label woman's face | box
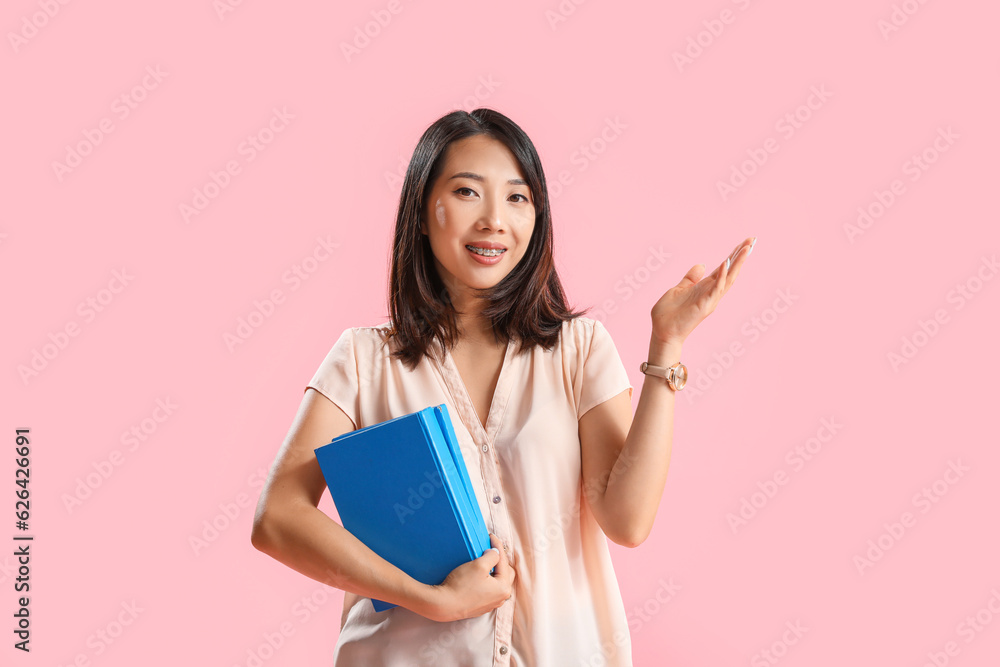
[421,134,536,305]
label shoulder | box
[346,321,393,337]
[544,316,612,366]
[560,316,610,348]
[335,321,394,354]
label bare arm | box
[251,388,513,621]
[251,388,440,613]
[579,337,680,548]
[580,237,755,547]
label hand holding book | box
[419,532,515,623]
[314,404,512,614]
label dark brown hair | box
[384,108,586,371]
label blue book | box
[314,403,491,612]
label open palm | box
[650,236,756,345]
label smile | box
[465,245,506,257]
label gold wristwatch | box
[639,361,688,391]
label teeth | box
[466,245,505,257]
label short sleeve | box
[305,328,360,430]
[576,319,634,420]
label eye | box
[454,187,477,197]
[510,193,530,203]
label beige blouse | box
[306,316,635,667]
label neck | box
[457,315,500,347]
[450,299,500,347]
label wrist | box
[412,581,457,622]
[400,576,440,619]
[647,336,684,367]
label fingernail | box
[725,257,731,271]
[748,237,757,255]
[488,548,499,556]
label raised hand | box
[649,236,756,346]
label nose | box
[479,192,505,231]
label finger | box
[678,263,706,286]
[480,535,499,567]
[705,258,730,283]
[730,244,750,272]
[486,534,508,573]
[708,251,730,283]
[714,239,747,281]
[719,242,754,295]
[692,239,755,289]
[713,254,729,298]
[501,555,515,589]
[726,239,751,265]
[729,241,754,278]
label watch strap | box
[639,361,686,391]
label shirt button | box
[481,444,489,452]
[499,646,508,655]
[492,495,501,504]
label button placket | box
[434,339,518,665]
[477,426,516,666]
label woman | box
[251,108,755,665]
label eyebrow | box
[447,171,528,186]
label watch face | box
[674,364,688,389]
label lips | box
[465,241,507,250]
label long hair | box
[384,108,587,371]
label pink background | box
[4,1,999,664]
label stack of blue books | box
[314,403,491,612]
